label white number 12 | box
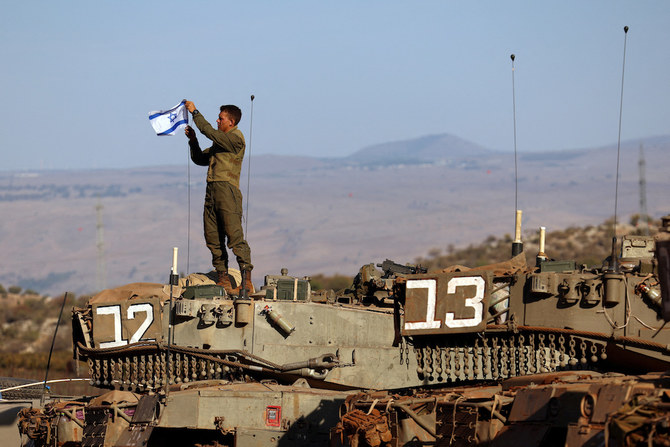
[96,303,155,348]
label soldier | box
[184,100,253,295]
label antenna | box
[510,54,519,213]
[41,292,70,406]
[612,26,629,241]
[244,94,255,236]
[510,54,523,257]
[638,143,649,235]
[96,198,106,291]
[608,25,629,273]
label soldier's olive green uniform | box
[189,112,253,273]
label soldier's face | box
[217,112,234,132]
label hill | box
[339,133,493,167]
[415,216,660,272]
[0,133,668,296]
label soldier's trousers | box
[203,181,253,273]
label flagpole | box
[186,101,191,276]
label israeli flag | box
[148,101,188,136]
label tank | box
[335,217,670,446]
[16,216,670,446]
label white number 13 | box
[404,276,485,330]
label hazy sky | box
[1,1,668,171]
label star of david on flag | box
[148,100,188,136]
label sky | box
[1,1,668,171]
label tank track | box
[410,332,606,384]
[408,325,670,383]
[77,343,285,391]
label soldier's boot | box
[240,270,254,297]
[216,270,238,296]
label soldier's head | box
[217,105,242,132]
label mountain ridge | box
[341,133,494,165]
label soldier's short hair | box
[220,105,242,125]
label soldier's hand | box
[184,101,196,112]
[185,125,196,140]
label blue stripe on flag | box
[148,111,166,120]
[157,118,189,136]
[148,100,185,120]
